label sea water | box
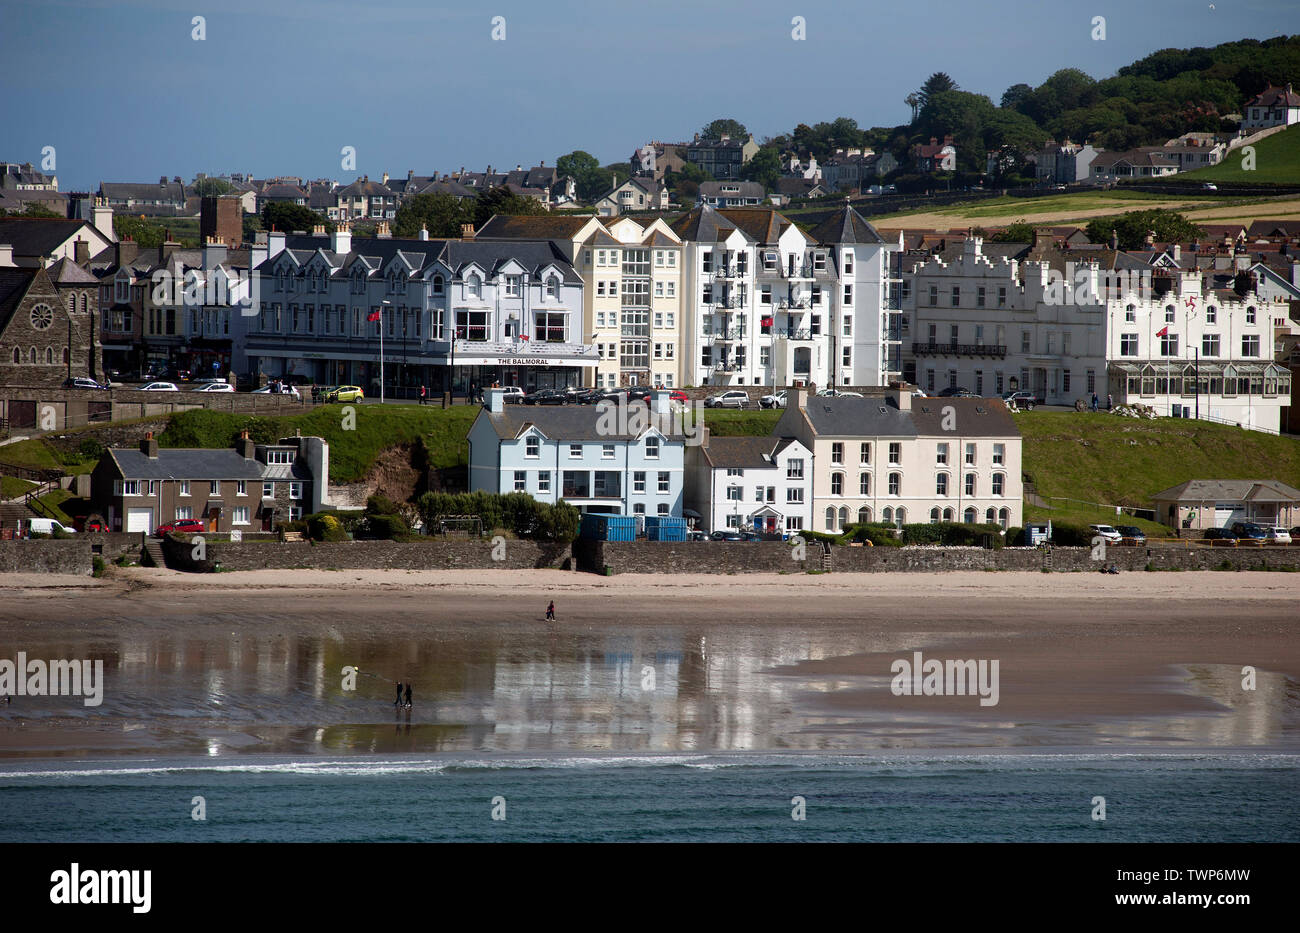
[1,753,1295,842]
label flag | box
[761,316,773,327]
[1156,326,1168,337]
[520,334,529,341]
[367,309,381,322]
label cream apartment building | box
[773,387,1023,531]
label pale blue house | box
[468,389,686,518]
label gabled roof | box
[700,435,788,469]
[475,405,687,441]
[1151,479,1300,503]
[107,448,270,481]
[335,179,396,198]
[474,214,598,240]
[910,398,1019,438]
[0,218,101,258]
[1245,84,1300,109]
[717,208,802,245]
[699,181,765,199]
[46,257,99,285]
[0,267,39,332]
[798,397,917,438]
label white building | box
[685,434,812,533]
[1241,84,1300,130]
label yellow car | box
[327,385,365,403]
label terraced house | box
[773,388,1023,533]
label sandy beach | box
[1,568,1296,757]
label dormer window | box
[467,273,482,299]
[546,275,559,299]
[432,275,444,296]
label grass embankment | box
[1176,125,1300,186]
[0,476,35,498]
[1018,410,1300,530]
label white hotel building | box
[907,237,1295,432]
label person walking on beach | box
[403,683,412,709]
[546,600,556,622]
[394,681,403,706]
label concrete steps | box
[142,539,166,568]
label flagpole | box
[380,299,392,405]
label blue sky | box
[2,0,1294,190]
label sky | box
[2,0,1296,191]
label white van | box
[28,518,77,535]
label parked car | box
[28,518,76,535]
[687,530,708,541]
[139,381,179,392]
[1203,528,1238,546]
[154,519,206,538]
[1231,522,1268,542]
[1201,183,1218,191]
[816,388,863,398]
[705,390,749,409]
[937,386,971,398]
[1089,524,1122,543]
[252,383,301,399]
[1001,390,1037,410]
[326,385,365,403]
[522,388,568,406]
[1116,525,1147,545]
[192,382,235,393]
[497,386,526,404]
[709,529,744,541]
[759,390,787,409]
[1263,527,1291,545]
[62,376,107,390]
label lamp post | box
[380,299,391,405]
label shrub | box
[843,523,903,547]
[91,556,105,578]
[306,512,348,542]
[1049,522,1093,546]
[51,527,73,540]
[365,494,402,517]
[1004,526,1024,546]
[900,522,1004,548]
[416,491,579,541]
[364,513,409,540]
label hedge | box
[416,491,580,541]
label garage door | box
[126,508,154,533]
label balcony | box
[911,341,1007,359]
[774,329,816,341]
[712,362,744,372]
[710,329,740,342]
[713,266,741,280]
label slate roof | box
[1151,479,1300,503]
[0,267,39,331]
[805,203,886,245]
[700,435,785,469]
[699,181,765,200]
[718,208,805,245]
[474,214,597,239]
[909,397,1019,438]
[0,218,97,257]
[99,181,187,203]
[1246,84,1300,109]
[1092,148,1179,169]
[415,179,479,200]
[262,183,307,200]
[107,448,268,481]
[335,179,396,198]
[795,396,918,438]
[46,257,99,284]
[476,404,687,441]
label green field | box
[1178,125,1300,185]
[0,475,36,498]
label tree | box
[1085,209,1203,250]
[192,177,233,197]
[0,202,60,218]
[556,150,608,201]
[113,215,166,249]
[919,89,996,172]
[739,148,781,190]
[1000,83,1033,110]
[262,202,332,234]
[701,118,748,140]
[990,222,1036,242]
[393,192,475,238]
[916,73,959,110]
[472,186,546,228]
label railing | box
[710,330,740,341]
[775,329,815,340]
[1196,412,1281,435]
[712,362,744,372]
[911,342,1007,358]
[0,460,64,483]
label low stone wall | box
[582,540,1300,574]
[161,536,572,572]
[83,532,145,562]
[0,540,92,575]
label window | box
[787,488,804,504]
[602,444,615,460]
[992,473,1005,496]
[965,473,976,496]
[825,507,836,531]
[936,473,948,496]
[263,482,273,499]
[888,472,901,496]
[1165,305,1175,323]
[998,287,1007,307]
[632,471,646,493]
[503,275,521,297]
[993,444,1005,466]
[787,459,804,480]
[929,284,938,305]
[1160,334,1179,356]
[1021,331,1031,353]
[1062,370,1071,394]
[1205,305,1216,324]
[951,286,960,307]
[569,443,582,459]
[538,471,551,493]
[1246,305,1256,324]
[977,287,986,308]
[831,442,843,464]
[1242,335,1260,357]
[658,471,670,493]
[178,481,190,496]
[1120,334,1138,356]
[175,506,192,521]
[232,507,250,525]
[859,473,870,496]
[514,470,527,491]
[525,436,540,458]
[888,443,901,465]
[209,481,219,495]
[236,481,247,496]
[843,285,853,305]
[534,312,565,342]
[936,443,948,465]
[727,485,743,501]
[964,443,976,466]
[1125,304,1135,323]
[645,436,659,459]
[843,252,853,274]
[1203,334,1220,357]
[931,508,940,523]
[859,443,871,464]
[964,507,977,524]
[786,516,803,531]
[656,503,669,517]
[266,450,296,465]
[831,473,843,496]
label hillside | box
[1178,125,1300,185]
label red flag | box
[1156,326,1168,337]
[520,334,529,341]
[761,316,773,327]
[367,309,381,322]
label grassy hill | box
[1178,125,1300,185]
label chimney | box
[408,169,414,180]
[267,229,286,258]
[91,198,114,241]
[1173,244,1181,263]
[888,381,912,412]
[516,164,522,172]
[0,244,12,267]
[376,221,391,238]
[74,238,89,264]
[485,387,506,413]
[419,225,429,241]
[331,222,351,256]
[312,224,326,236]
[140,432,159,459]
[1291,261,1300,288]
[381,172,389,185]
[236,430,255,460]
[460,223,475,239]
[1109,230,1119,250]
[793,388,808,410]
[202,238,227,270]
[161,237,180,260]
[651,389,670,415]
[116,238,139,266]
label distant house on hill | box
[1241,84,1300,130]
[1151,479,1300,533]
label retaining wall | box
[160,536,572,572]
[0,540,93,575]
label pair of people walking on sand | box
[394,682,412,708]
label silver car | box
[705,390,749,409]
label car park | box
[1203,528,1238,546]
[139,381,179,392]
[1263,527,1291,545]
[154,519,205,537]
[705,390,749,409]
[1231,522,1268,543]
[1089,524,1122,543]
[522,388,568,405]
[326,385,364,402]
[1116,525,1147,545]
[62,376,107,390]
[192,382,235,392]
[759,390,787,409]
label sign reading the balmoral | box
[450,339,598,367]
